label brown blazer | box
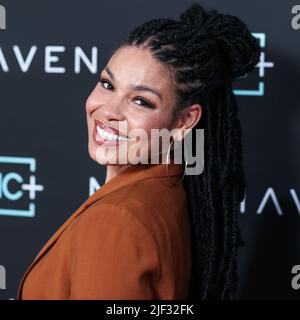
[17,163,192,300]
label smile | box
[96,125,129,142]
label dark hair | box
[112,3,260,299]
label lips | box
[94,119,129,138]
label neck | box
[105,164,133,184]
[104,150,176,184]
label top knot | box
[179,3,210,29]
[179,3,260,81]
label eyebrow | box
[104,66,163,101]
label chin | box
[87,142,97,162]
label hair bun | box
[179,3,209,29]
[179,3,260,81]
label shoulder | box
[76,178,188,248]
[88,179,186,238]
[71,201,161,267]
[71,177,189,256]
[68,180,191,299]
[72,201,158,246]
[99,177,188,221]
[69,202,162,298]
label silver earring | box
[165,139,188,185]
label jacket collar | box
[17,162,183,299]
[86,162,183,205]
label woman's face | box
[86,46,181,166]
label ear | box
[172,103,202,141]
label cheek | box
[128,117,158,136]
[134,108,174,129]
[85,85,106,115]
[85,93,98,115]
[128,116,172,145]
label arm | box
[69,203,161,300]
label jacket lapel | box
[17,162,183,299]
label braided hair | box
[112,3,260,299]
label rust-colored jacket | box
[17,163,192,300]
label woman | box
[17,3,260,300]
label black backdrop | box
[0,0,299,299]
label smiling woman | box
[17,2,260,300]
[85,45,182,178]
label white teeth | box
[96,125,129,142]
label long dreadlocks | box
[111,3,260,299]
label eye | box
[134,97,156,109]
[99,77,156,109]
[99,77,114,90]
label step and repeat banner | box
[0,1,299,299]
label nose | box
[101,95,126,123]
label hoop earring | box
[165,139,188,185]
